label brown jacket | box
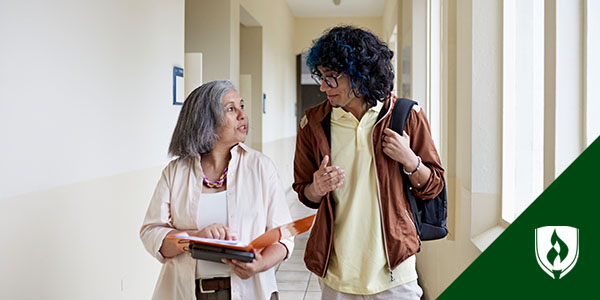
[293,95,445,278]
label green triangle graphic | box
[438,137,600,299]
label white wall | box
[0,0,183,199]
[0,0,184,298]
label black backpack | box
[389,98,448,241]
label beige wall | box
[186,0,240,86]
[382,0,403,107]
[382,0,400,42]
[240,24,263,151]
[0,167,164,299]
[238,0,297,186]
[293,17,383,54]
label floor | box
[274,188,322,300]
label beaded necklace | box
[202,167,228,188]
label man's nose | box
[319,79,329,92]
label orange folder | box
[167,214,316,252]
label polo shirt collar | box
[331,100,384,121]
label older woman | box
[140,80,293,300]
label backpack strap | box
[389,98,423,240]
[389,98,417,134]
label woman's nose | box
[238,109,246,120]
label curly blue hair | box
[306,26,394,107]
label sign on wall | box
[173,66,184,105]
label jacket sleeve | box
[263,158,294,259]
[292,119,322,209]
[406,107,445,200]
[139,164,175,263]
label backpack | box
[389,98,448,241]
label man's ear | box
[352,87,361,98]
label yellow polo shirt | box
[321,101,417,294]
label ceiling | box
[286,0,386,18]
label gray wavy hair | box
[168,80,237,157]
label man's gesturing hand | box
[310,155,345,197]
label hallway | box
[2,1,599,299]
[275,189,322,300]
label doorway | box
[239,6,262,151]
[296,52,325,128]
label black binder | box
[190,243,255,263]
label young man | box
[293,26,445,299]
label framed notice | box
[173,66,184,105]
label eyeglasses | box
[311,72,343,88]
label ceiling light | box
[333,0,341,6]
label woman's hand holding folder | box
[160,223,235,258]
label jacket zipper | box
[320,196,333,278]
[405,209,418,232]
[371,103,395,282]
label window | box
[389,25,398,96]
[428,0,442,151]
[585,0,600,147]
[502,0,544,222]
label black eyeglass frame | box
[310,72,344,88]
